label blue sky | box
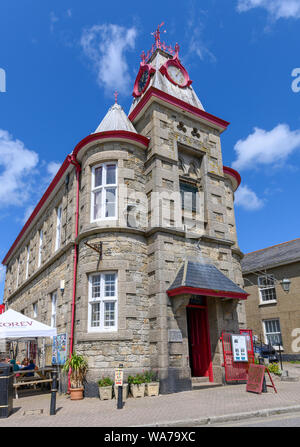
[0,0,300,300]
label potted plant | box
[144,370,159,397]
[63,352,88,400]
[98,377,114,400]
[128,373,145,398]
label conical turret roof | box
[94,103,137,134]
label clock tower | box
[128,24,247,392]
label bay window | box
[88,272,118,332]
[91,163,117,222]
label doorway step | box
[191,377,223,390]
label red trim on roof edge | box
[167,286,248,300]
[2,130,149,266]
[129,86,230,130]
[2,156,71,265]
[223,166,241,189]
[73,131,149,156]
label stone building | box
[242,238,300,361]
[2,30,248,395]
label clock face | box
[167,65,185,86]
[138,70,149,93]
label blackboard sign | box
[246,363,265,394]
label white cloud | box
[50,11,59,32]
[22,205,35,224]
[80,24,137,96]
[186,8,216,62]
[47,161,61,180]
[235,185,264,210]
[232,124,300,170]
[237,0,300,20]
[0,265,5,283]
[0,129,39,207]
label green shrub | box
[267,362,281,376]
[128,373,145,385]
[98,377,114,387]
[144,370,158,383]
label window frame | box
[38,229,43,268]
[33,302,38,319]
[179,181,198,212]
[88,272,118,333]
[25,245,30,280]
[258,274,277,305]
[55,205,62,251]
[90,162,118,223]
[263,318,283,349]
[51,291,57,328]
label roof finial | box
[151,22,166,49]
[114,90,118,104]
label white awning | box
[0,309,57,338]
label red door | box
[187,307,212,379]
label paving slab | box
[1,374,300,427]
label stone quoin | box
[2,24,248,395]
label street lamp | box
[280,278,291,293]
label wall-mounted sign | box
[231,334,248,362]
[168,329,183,343]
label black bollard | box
[50,371,57,415]
[117,385,123,410]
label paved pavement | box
[1,362,300,427]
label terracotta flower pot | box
[70,387,84,400]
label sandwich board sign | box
[246,364,266,394]
[231,334,248,362]
[246,363,277,394]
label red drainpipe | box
[67,154,81,388]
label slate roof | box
[94,103,137,134]
[168,260,247,296]
[129,49,204,116]
[242,238,300,273]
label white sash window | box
[51,292,57,328]
[91,163,117,222]
[38,229,43,267]
[55,205,62,251]
[88,272,118,332]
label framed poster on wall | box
[52,333,68,365]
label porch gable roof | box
[167,260,248,300]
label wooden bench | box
[13,370,54,399]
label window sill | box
[259,300,277,307]
[77,330,133,342]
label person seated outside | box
[21,358,29,367]
[10,359,20,371]
[21,359,36,377]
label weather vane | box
[151,22,166,49]
[114,90,118,104]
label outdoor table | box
[13,367,56,399]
